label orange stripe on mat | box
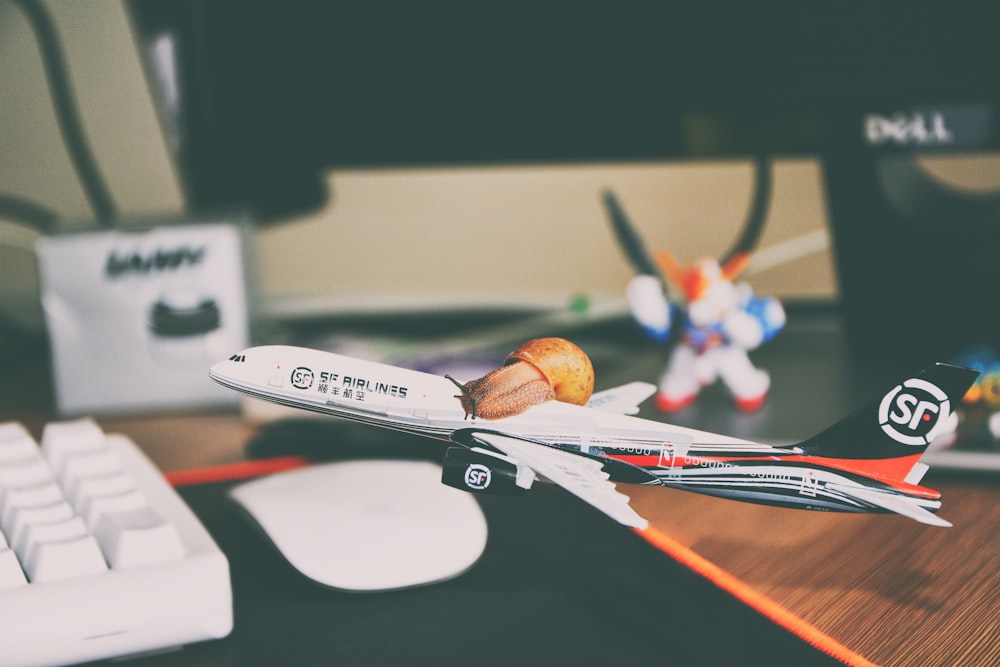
[165,456,310,487]
[635,526,879,667]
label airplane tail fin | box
[794,363,979,479]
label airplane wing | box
[827,483,952,527]
[585,381,657,415]
[467,431,649,529]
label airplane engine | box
[441,447,530,496]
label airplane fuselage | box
[210,346,943,518]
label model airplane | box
[209,343,978,529]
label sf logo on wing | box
[878,378,949,445]
[290,367,315,390]
[464,464,492,490]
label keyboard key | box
[23,530,108,583]
[0,456,52,490]
[57,449,123,490]
[0,548,26,589]
[94,506,186,568]
[0,422,32,441]
[79,488,149,531]
[67,470,134,512]
[0,423,38,463]
[0,481,64,531]
[6,500,75,553]
[39,418,106,471]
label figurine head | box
[656,250,750,302]
[683,257,742,326]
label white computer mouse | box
[229,459,488,592]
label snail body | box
[448,337,594,420]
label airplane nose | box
[208,358,228,380]
[209,352,244,379]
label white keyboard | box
[0,419,232,667]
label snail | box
[447,337,595,420]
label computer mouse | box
[229,459,488,591]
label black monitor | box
[127,1,999,365]
[127,2,997,217]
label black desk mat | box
[122,473,850,667]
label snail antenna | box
[445,375,477,420]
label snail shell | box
[448,337,595,420]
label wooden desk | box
[3,311,998,666]
[629,479,1000,666]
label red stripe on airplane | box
[608,452,939,498]
[769,453,923,487]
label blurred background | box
[1,0,998,371]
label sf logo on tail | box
[879,379,950,446]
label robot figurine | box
[625,255,785,411]
[603,163,785,412]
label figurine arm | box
[725,295,786,348]
[626,274,672,341]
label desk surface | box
[3,309,998,666]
